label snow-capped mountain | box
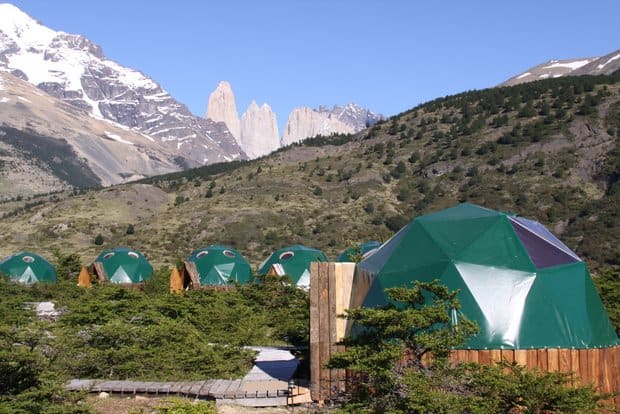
[0,3,245,167]
[500,49,620,86]
[0,70,183,197]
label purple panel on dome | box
[512,217,580,260]
[510,218,580,269]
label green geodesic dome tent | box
[337,241,382,262]
[358,203,620,350]
[92,247,153,284]
[187,245,253,286]
[0,251,56,284]
[258,245,328,288]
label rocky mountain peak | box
[239,100,279,159]
[205,80,241,141]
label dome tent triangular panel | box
[357,203,619,349]
[187,245,253,286]
[258,245,328,288]
[92,247,153,284]
[0,251,56,284]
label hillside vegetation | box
[1,72,618,333]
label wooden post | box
[77,266,91,288]
[169,265,183,293]
[309,262,321,403]
[310,262,357,403]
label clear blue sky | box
[8,1,620,131]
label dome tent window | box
[103,252,114,260]
[223,250,236,258]
[196,251,209,258]
[127,252,139,259]
[279,251,294,261]
[22,255,35,263]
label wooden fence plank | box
[318,263,331,401]
[526,349,538,370]
[570,350,580,386]
[547,348,559,372]
[579,349,590,386]
[478,350,491,365]
[558,349,571,374]
[537,349,548,371]
[328,263,339,399]
[589,348,600,392]
[490,349,501,364]
[468,350,479,364]
[514,350,527,367]
[501,349,514,364]
[309,262,320,401]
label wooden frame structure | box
[169,262,235,292]
[309,262,620,406]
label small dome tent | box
[91,247,153,285]
[258,245,328,288]
[337,241,382,262]
[182,245,253,288]
[0,251,56,284]
[357,203,619,350]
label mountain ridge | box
[0,3,245,168]
[1,72,617,275]
[501,48,620,86]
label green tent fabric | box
[92,247,153,284]
[358,203,619,350]
[188,245,253,286]
[0,251,56,284]
[337,241,382,262]
[258,245,328,288]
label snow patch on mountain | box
[598,53,620,69]
[104,131,133,145]
[542,59,593,70]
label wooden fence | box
[309,262,620,407]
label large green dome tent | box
[0,251,56,284]
[91,247,153,285]
[258,245,328,288]
[337,240,382,262]
[358,203,619,350]
[185,245,253,287]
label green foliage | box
[238,274,310,345]
[52,250,82,280]
[329,280,478,412]
[144,398,217,414]
[593,267,620,334]
[0,272,311,410]
[329,281,601,414]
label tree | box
[93,234,104,245]
[328,281,601,414]
[125,224,135,235]
[53,250,82,280]
[328,280,478,412]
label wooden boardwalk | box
[65,347,312,407]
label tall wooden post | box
[309,262,358,403]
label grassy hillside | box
[0,72,617,274]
